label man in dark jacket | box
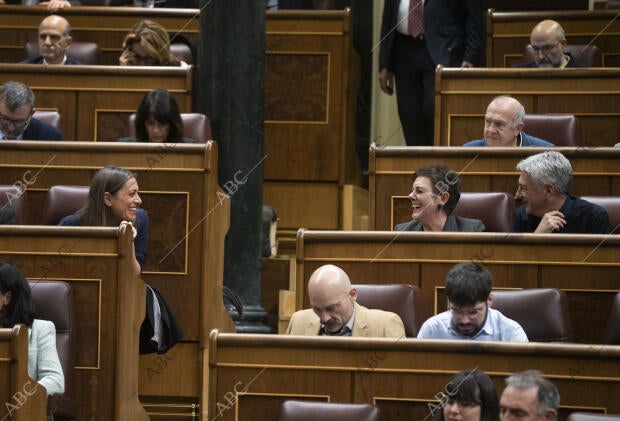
[0,81,63,140]
[21,15,80,65]
[514,20,581,68]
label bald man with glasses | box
[0,81,63,141]
[417,262,528,341]
[515,20,580,68]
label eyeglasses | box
[0,113,32,129]
[449,303,486,318]
[529,42,560,55]
[446,398,482,408]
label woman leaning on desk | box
[395,164,486,232]
[0,262,64,396]
[118,19,188,67]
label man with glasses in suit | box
[515,20,580,68]
[0,81,63,140]
[417,262,528,341]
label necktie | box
[408,0,424,38]
[320,325,352,336]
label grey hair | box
[505,370,560,417]
[0,81,35,112]
[489,95,525,128]
[554,23,566,43]
[516,151,572,195]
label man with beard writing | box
[417,262,528,342]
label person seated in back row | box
[286,264,405,337]
[395,164,485,232]
[514,20,580,68]
[0,81,63,140]
[418,262,528,342]
[21,16,80,65]
[118,89,194,143]
[463,96,554,147]
[513,151,612,234]
[119,20,188,67]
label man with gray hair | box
[464,96,554,147]
[513,151,611,233]
[515,20,580,68]
[499,370,559,421]
[21,15,79,65]
[0,81,63,140]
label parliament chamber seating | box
[606,293,620,344]
[128,113,212,143]
[492,289,573,342]
[453,192,514,232]
[25,41,101,65]
[581,196,620,233]
[279,400,383,421]
[170,42,194,65]
[29,280,76,419]
[567,413,620,421]
[522,114,579,147]
[354,284,423,337]
[522,44,603,67]
[33,110,61,130]
[42,185,88,225]
[0,185,27,224]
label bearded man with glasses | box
[0,81,63,141]
[515,20,580,68]
[417,262,528,342]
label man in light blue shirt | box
[417,262,528,342]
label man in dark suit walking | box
[21,15,80,65]
[0,81,63,140]
[379,0,482,146]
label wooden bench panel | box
[369,146,620,231]
[293,230,620,344]
[209,332,620,421]
[486,10,620,68]
[434,68,620,147]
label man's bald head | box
[307,265,357,334]
[38,15,72,65]
[530,20,567,68]
[483,96,525,146]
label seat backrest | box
[523,44,603,67]
[605,292,620,345]
[25,41,101,65]
[127,112,212,143]
[453,192,514,232]
[0,185,27,224]
[170,42,193,65]
[491,288,573,342]
[279,400,383,421]
[607,0,620,8]
[567,412,620,421]
[354,284,422,337]
[28,280,75,418]
[33,110,61,129]
[581,196,620,233]
[42,185,89,225]
[523,114,578,146]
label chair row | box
[22,41,194,65]
[32,111,212,143]
[406,192,620,233]
[353,284,620,344]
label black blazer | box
[21,118,63,141]
[20,56,82,65]
[379,0,483,70]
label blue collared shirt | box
[417,307,528,342]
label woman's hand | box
[38,0,71,12]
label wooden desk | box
[0,225,147,420]
[0,141,234,418]
[0,5,199,65]
[209,331,620,421]
[0,64,192,141]
[369,145,620,231]
[433,67,620,147]
[290,230,620,344]
[0,325,47,421]
[486,10,620,67]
